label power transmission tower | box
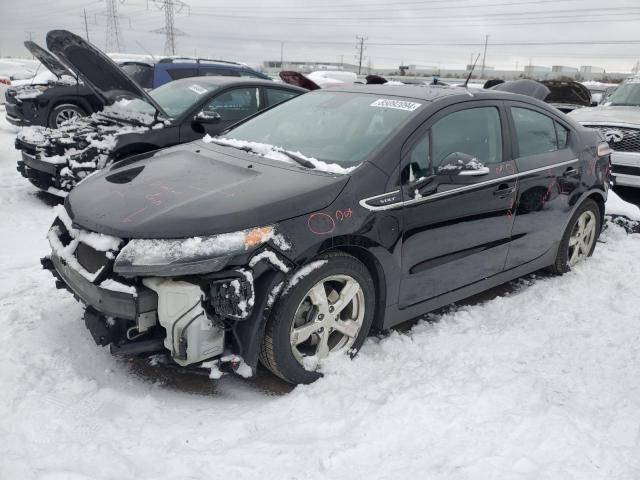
[152,0,190,56]
[105,0,124,52]
[355,35,368,75]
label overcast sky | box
[1,0,640,72]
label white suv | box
[570,78,640,187]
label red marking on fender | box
[308,213,336,235]
[495,164,504,174]
[122,206,147,223]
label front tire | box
[260,252,375,384]
[549,198,601,274]
[48,104,85,129]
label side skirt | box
[382,242,558,329]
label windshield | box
[113,80,218,119]
[223,91,424,166]
[604,82,640,107]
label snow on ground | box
[1,108,640,479]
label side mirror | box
[437,152,490,176]
[193,111,221,124]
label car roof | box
[167,76,306,90]
[323,83,556,105]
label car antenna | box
[135,41,157,62]
[463,54,481,88]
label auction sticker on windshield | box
[370,98,422,111]
[189,84,207,95]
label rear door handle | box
[563,167,579,177]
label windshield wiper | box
[279,150,315,169]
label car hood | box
[46,30,167,117]
[23,40,72,79]
[568,105,640,126]
[491,79,551,100]
[66,143,349,238]
[541,80,591,107]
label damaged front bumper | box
[43,214,291,373]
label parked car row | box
[6,30,617,385]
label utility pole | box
[152,0,189,56]
[83,8,90,42]
[480,34,489,78]
[355,35,367,75]
[280,41,284,68]
[105,0,124,52]
[26,32,35,58]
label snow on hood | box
[569,105,640,126]
[204,136,358,174]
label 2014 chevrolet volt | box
[43,84,611,384]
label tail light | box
[0,78,10,86]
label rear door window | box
[120,63,153,89]
[200,67,241,77]
[265,88,299,107]
[167,68,199,80]
[512,107,562,156]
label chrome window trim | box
[359,158,579,211]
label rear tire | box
[48,104,85,129]
[260,252,375,384]
[549,198,601,274]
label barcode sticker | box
[370,98,422,111]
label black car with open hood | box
[15,30,305,197]
[42,84,610,385]
[4,40,103,128]
[489,78,592,113]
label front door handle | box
[493,183,516,197]
[563,167,579,177]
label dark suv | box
[120,57,271,90]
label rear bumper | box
[611,151,640,188]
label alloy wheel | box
[568,210,597,266]
[289,274,365,364]
[56,108,80,127]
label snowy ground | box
[1,106,640,479]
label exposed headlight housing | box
[114,226,274,277]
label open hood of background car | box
[23,40,72,79]
[66,144,349,238]
[46,30,168,118]
[490,79,551,101]
[540,80,591,107]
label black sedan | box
[43,84,611,384]
[16,30,305,196]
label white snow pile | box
[606,189,640,221]
[2,119,640,479]
[205,135,358,174]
